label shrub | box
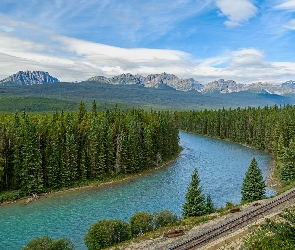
[22,235,74,250]
[242,208,295,249]
[84,219,131,250]
[153,210,178,229]
[130,211,153,236]
[0,190,25,203]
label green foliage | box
[153,210,178,229]
[241,158,266,203]
[225,201,236,209]
[0,106,179,199]
[84,219,131,250]
[242,208,295,250]
[174,105,295,183]
[280,139,295,181]
[0,158,4,181]
[0,96,79,113]
[0,81,294,113]
[22,235,74,250]
[0,190,24,202]
[204,194,215,214]
[182,168,214,218]
[130,211,154,236]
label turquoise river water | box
[0,131,275,249]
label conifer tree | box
[241,157,266,203]
[182,168,207,218]
[280,139,295,181]
[204,194,215,214]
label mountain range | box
[1,71,295,95]
[0,71,59,86]
[88,73,295,95]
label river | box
[0,131,274,249]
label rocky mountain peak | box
[0,71,59,86]
[202,79,243,93]
[87,72,203,91]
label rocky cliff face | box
[202,79,295,95]
[88,74,295,94]
[202,79,245,93]
[0,71,59,86]
[88,73,203,91]
[1,71,294,95]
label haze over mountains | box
[1,71,295,95]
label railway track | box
[169,189,295,250]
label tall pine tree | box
[241,157,266,203]
[182,168,212,218]
[280,139,295,181]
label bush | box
[153,210,178,229]
[84,219,131,250]
[0,190,25,203]
[242,208,295,249]
[130,211,153,236]
[22,235,74,250]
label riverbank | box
[106,187,295,250]
[0,147,183,207]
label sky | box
[0,0,294,84]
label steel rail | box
[169,190,295,250]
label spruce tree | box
[182,168,206,218]
[280,139,295,181]
[204,194,215,214]
[241,157,266,203]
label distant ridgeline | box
[0,104,179,194]
[88,73,295,94]
[1,71,295,94]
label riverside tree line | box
[175,105,295,183]
[4,103,295,249]
[2,104,295,194]
[0,102,179,194]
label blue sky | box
[0,0,294,84]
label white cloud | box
[216,0,258,27]
[274,0,295,11]
[224,20,240,27]
[0,0,213,46]
[191,48,295,84]
[285,19,295,29]
[0,17,294,85]
[230,48,272,68]
[273,1,295,32]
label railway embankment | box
[113,187,295,250]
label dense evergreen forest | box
[2,103,295,198]
[0,103,179,194]
[174,105,295,183]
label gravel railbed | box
[114,187,295,250]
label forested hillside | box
[2,103,295,199]
[0,103,179,194]
[0,81,294,112]
[175,105,295,183]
